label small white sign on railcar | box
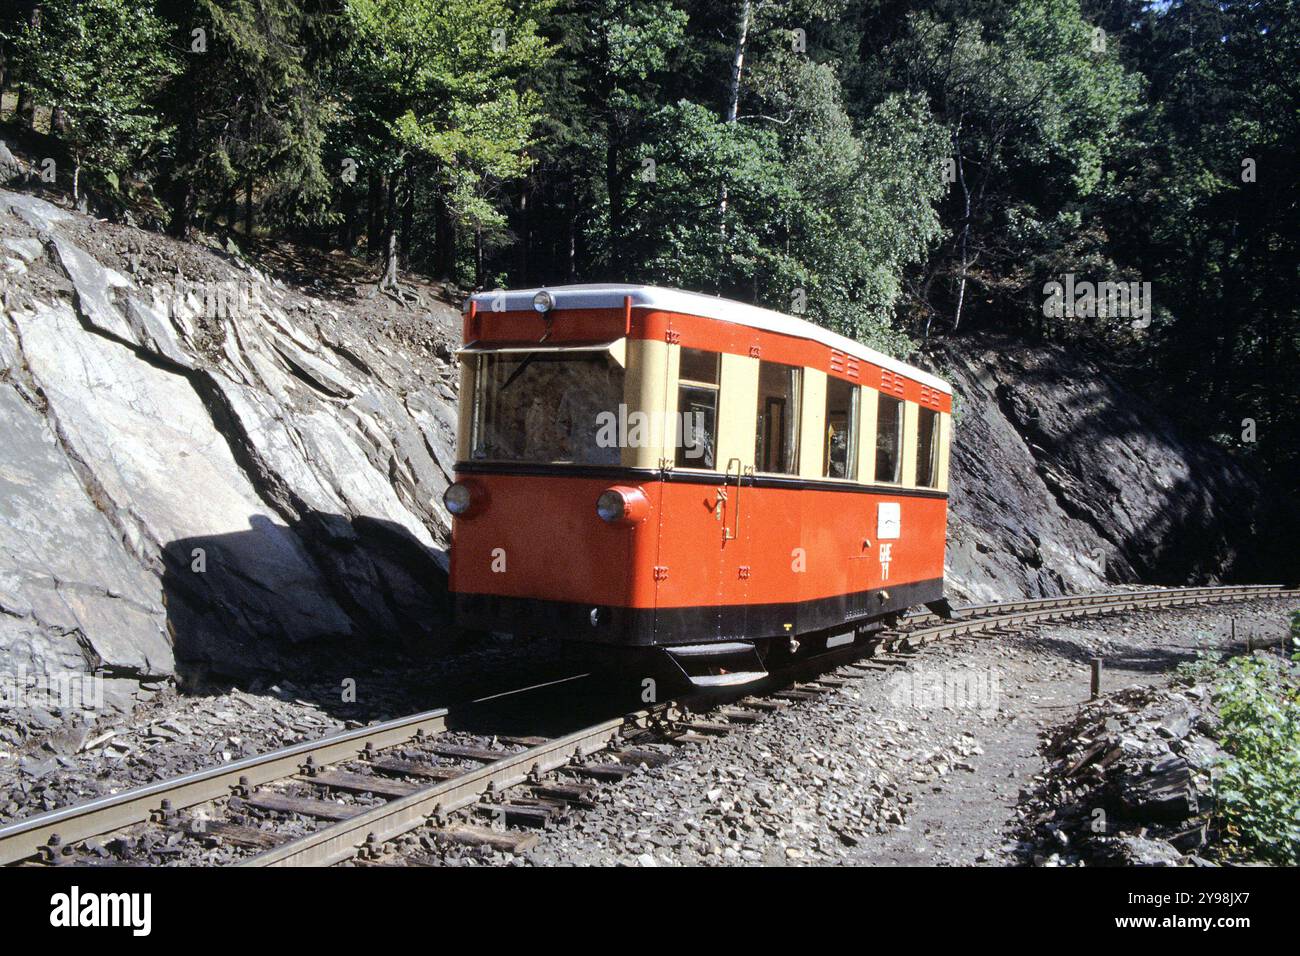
[877,502,901,540]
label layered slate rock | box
[937,340,1283,602]
[0,189,458,691]
[1012,684,1233,866]
[0,382,170,678]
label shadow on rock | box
[161,512,455,691]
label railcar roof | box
[466,284,951,395]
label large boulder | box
[0,141,23,186]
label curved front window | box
[470,351,626,465]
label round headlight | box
[444,482,473,516]
[532,290,555,313]
[596,490,626,523]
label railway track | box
[1,584,1294,868]
[897,583,1290,631]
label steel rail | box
[239,711,650,867]
[0,707,450,866]
[902,584,1289,628]
[901,587,1299,648]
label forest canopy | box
[1,0,1295,482]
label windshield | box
[470,351,625,464]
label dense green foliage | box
[1102,0,1300,480]
[1181,644,1300,865]
[340,0,550,289]
[1,0,1295,482]
[3,0,176,200]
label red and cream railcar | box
[445,285,953,684]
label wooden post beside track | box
[1090,658,1103,700]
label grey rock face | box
[1,191,68,232]
[0,383,170,676]
[938,341,1284,602]
[0,188,457,688]
[48,236,136,344]
[0,141,22,185]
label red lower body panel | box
[449,467,946,646]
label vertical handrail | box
[723,457,742,540]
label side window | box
[676,348,719,468]
[875,394,904,483]
[916,406,940,488]
[824,376,859,480]
[755,361,801,474]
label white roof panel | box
[466,284,950,394]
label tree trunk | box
[717,0,751,238]
[606,136,623,275]
[567,210,576,282]
[224,184,238,229]
[244,176,254,236]
[168,179,194,239]
[16,87,34,129]
[474,224,484,287]
[434,179,453,278]
[341,184,358,250]
[399,161,414,268]
[952,129,972,333]
[921,267,938,339]
[725,0,751,124]
[14,4,39,128]
[378,172,400,291]
[165,102,198,239]
[518,185,529,285]
[367,170,383,259]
